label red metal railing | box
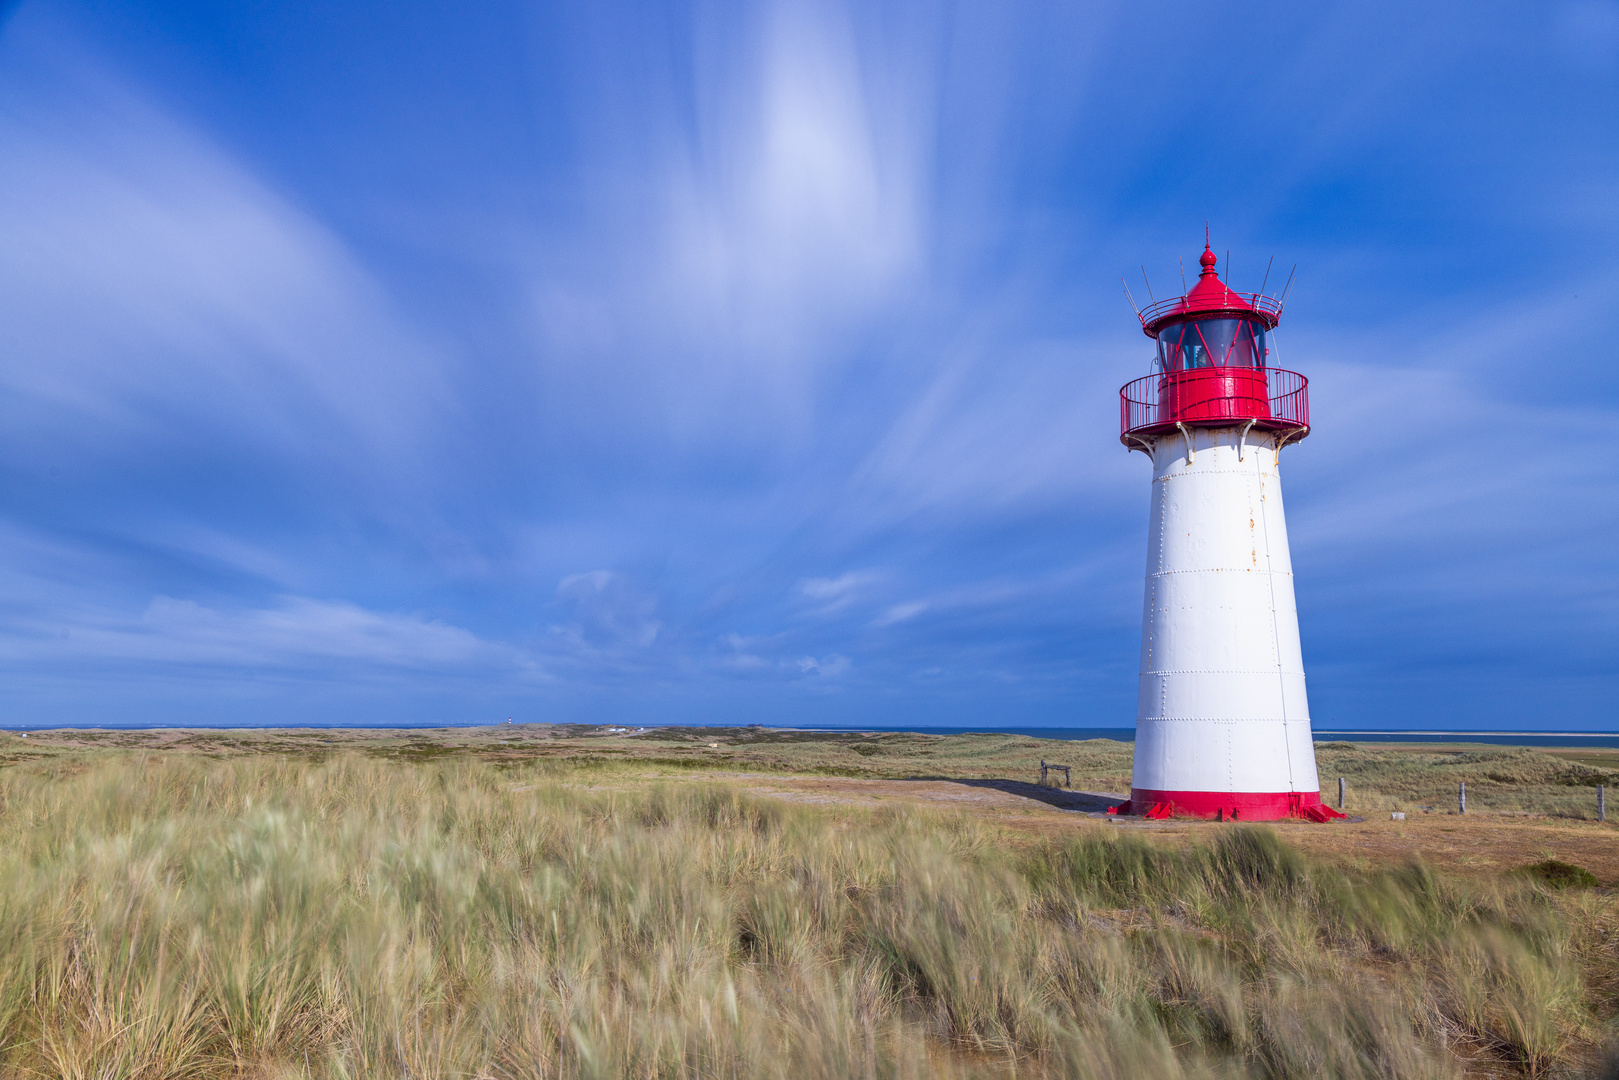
[1120,367,1308,442]
[1137,291,1283,330]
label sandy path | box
[736,775,1619,882]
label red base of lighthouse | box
[1108,788,1346,822]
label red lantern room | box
[1119,242,1309,450]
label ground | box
[1,723,1615,1078]
[5,723,1615,884]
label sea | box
[798,726,1619,749]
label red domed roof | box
[1138,242,1282,338]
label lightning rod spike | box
[1122,277,1143,318]
[1278,264,1298,307]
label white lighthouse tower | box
[1113,241,1340,822]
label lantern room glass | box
[1156,318,1267,371]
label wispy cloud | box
[0,593,522,674]
[796,570,882,613]
[551,570,661,652]
[0,30,449,501]
[524,0,930,457]
[796,653,850,677]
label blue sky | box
[0,0,1615,730]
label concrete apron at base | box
[1131,423,1322,815]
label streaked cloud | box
[0,593,521,672]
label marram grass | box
[0,754,1603,1079]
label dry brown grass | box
[10,725,1612,820]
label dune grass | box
[0,752,1610,1078]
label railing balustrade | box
[1120,366,1308,441]
[1137,291,1284,329]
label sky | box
[0,0,1615,731]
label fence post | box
[1459,781,1466,815]
[1039,760,1047,786]
[1600,785,1607,823]
[1338,777,1346,809]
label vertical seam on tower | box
[1256,434,1296,791]
[1157,443,1167,721]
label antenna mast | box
[1278,264,1298,307]
[1122,278,1143,318]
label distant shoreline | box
[2,721,1617,748]
[799,726,1619,748]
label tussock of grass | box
[1520,859,1601,890]
[0,754,1603,1078]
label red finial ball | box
[1199,246,1217,273]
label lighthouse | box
[1113,241,1341,822]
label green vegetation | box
[0,751,1611,1078]
[1521,859,1602,890]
